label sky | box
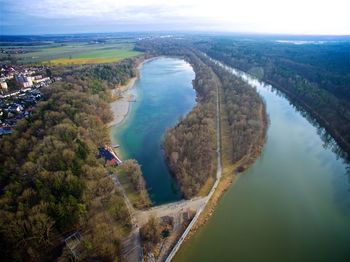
[1,0,349,35]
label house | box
[15,74,33,88]
[98,146,121,166]
[33,77,50,84]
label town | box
[0,64,60,136]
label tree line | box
[198,38,350,156]
[117,160,151,209]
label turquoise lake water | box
[111,57,196,204]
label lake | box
[111,57,196,204]
[174,60,350,261]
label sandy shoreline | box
[108,59,153,128]
[108,77,138,128]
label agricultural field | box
[0,39,142,65]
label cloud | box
[1,0,350,34]
[10,0,194,20]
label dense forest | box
[204,57,267,164]
[138,39,266,198]
[197,38,350,155]
[0,57,145,261]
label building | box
[15,74,33,88]
[33,76,50,84]
[98,146,122,166]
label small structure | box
[98,145,122,166]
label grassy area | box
[49,57,120,65]
[198,176,215,197]
[1,40,142,65]
[117,170,144,208]
[47,47,141,65]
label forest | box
[0,56,145,261]
[204,57,267,165]
[197,38,350,155]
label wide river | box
[111,57,196,204]
[175,61,350,261]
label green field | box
[1,40,142,65]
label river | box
[111,57,196,205]
[174,61,350,261]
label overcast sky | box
[1,0,349,35]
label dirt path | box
[135,197,207,227]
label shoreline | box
[108,76,138,128]
[107,56,173,128]
[185,103,268,241]
[167,62,268,260]
[163,54,267,260]
[108,58,150,128]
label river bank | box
[108,77,138,127]
[108,59,150,127]
[165,54,268,261]
[185,102,268,242]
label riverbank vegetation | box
[140,216,161,253]
[163,53,218,198]
[116,160,151,209]
[198,38,350,156]
[0,57,147,261]
[205,58,267,165]
[51,56,143,100]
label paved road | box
[112,171,208,262]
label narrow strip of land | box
[164,62,223,262]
